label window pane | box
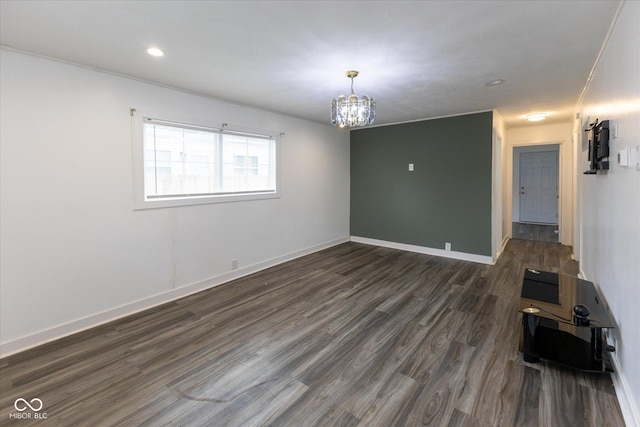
[143,121,276,200]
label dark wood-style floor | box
[0,240,625,426]
[512,222,559,244]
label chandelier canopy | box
[330,70,376,128]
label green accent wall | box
[350,111,493,256]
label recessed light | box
[527,113,547,122]
[147,47,164,57]
[485,79,504,86]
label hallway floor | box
[512,222,559,243]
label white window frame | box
[132,112,280,210]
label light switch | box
[618,148,629,167]
[408,163,414,171]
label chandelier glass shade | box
[330,70,375,128]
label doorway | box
[512,145,559,243]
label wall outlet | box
[231,259,238,270]
[610,335,616,350]
[408,163,414,172]
[605,329,616,349]
[445,242,451,251]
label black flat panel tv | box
[584,119,609,174]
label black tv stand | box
[519,269,615,372]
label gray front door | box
[519,151,558,224]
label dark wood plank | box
[513,222,559,243]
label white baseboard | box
[350,236,494,265]
[578,271,639,427]
[610,351,640,427]
[0,237,349,358]
[495,236,510,262]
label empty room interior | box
[1,1,639,426]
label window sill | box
[133,191,279,210]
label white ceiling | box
[0,1,620,127]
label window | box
[136,118,278,208]
[234,155,259,176]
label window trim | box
[131,112,280,210]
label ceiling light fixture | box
[527,113,547,122]
[147,47,164,57]
[330,70,375,128]
[485,79,504,86]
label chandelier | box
[330,70,376,128]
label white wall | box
[505,122,574,245]
[0,50,350,355]
[576,2,640,424]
